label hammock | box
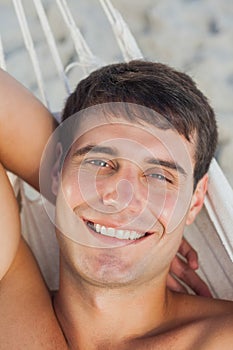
[1,0,233,299]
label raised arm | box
[0,162,20,279]
[0,68,57,191]
[0,160,68,348]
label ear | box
[51,142,63,196]
[186,174,208,226]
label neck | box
[54,267,173,349]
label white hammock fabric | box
[1,0,233,299]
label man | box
[0,61,232,349]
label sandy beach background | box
[1,0,233,185]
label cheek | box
[77,169,102,205]
[62,169,83,209]
[152,192,177,223]
[161,191,191,233]
[160,193,179,224]
[147,185,175,220]
[148,188,191,233]
[62,167,101,209]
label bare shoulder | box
[200,302,233,349]
[125,294,233,350]
[173,290,233,316]
[173,293,233,349]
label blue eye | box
[83,159,116,176]
[147,173,172,184]
[149,173,165,180]
[89,160,110,167]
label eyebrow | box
[72,144,118,157]
[73,144,187,176]
[146,158,187,176]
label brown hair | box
[62,60,218,188]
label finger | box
[184,271,212,297]
[166,273,187,294]
[170,256,212,297]
[178,238,198,270]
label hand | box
[167,238,212,297]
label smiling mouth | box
[86,221,149,240]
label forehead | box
[69,111,195,175]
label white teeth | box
[95,223,101,233]
[130,231,137,240]
[100,226,107,235]
[124,230,131,239]
[92,223,145,240]
[115,230,124,239]
[107,227,115,237]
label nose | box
[100,166,147,215]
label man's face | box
[54,105,197,288]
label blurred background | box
[1,0,233,185]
